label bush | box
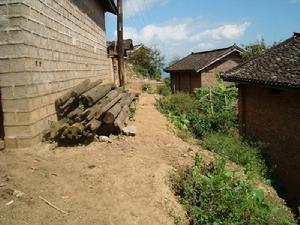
[194,73,238,114]
[173,155,297,225]
[157,85,172,96]
[202,133,269,179]
[189,110,237,138]
[133,64,149,77]
[157,92,200,116]
[164,77,171,86]
[142,83,153,92]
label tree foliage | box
[241,38,267,60]
[129,45,165,80]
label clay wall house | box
[0,0,117,148]
[165,45,244,93]
[107,39,133,85]
[222,32,300,209]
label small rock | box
[182,153,188,158]
[98,136,109,143]
[88,165,96,169]
[5,200,14,206]
[0,183,6,187]
[188,147,194,152]
[13,190,25,198]
[122,126,137,136]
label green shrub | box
[189,110,237,138]
[202,133,268,179]
[194,72,237,114]
[157,85,172,96]
[133,64,149,77]
[142,83,153,92]
[164,77,171,86]
[157,92,200,116]
[173,155,297,225]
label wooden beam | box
[117,0,125,87]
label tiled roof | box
[165,45,243,72]
[222,33,300,89]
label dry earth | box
[0,92,212,225]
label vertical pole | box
[117,0,125,87]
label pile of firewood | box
[43,79,138,145]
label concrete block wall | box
[0,0,112,148]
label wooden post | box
[117,0,125,87]
[209,88,214,114]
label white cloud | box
[191,22,251,41]
[124,0,168,17]
[196,43,216,50]
[119,18,251,62]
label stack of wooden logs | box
[43,79,138,145]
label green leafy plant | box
[133,64,149,77]
[194,72,238,114]
[202,133,269,179]
[157,85,172,96]
[128,101,137,121]
[142,83,153,92]
[172,155,297,225]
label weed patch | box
[172,155,296,225]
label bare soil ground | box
[0,92,211,225]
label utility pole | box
[117,0,125,87]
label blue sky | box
[105,0,300,63]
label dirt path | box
[0,93,210,225]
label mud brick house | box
[165,45,244,93]
[107,39,133,85]
[0,0,117,148]
[222,32,300,208]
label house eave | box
[196,49,243,73]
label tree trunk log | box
[114,105,130,131]
[80,83,116,107]
[86,119,102,132]
[102,103,122,124]
[49,121,70,141]
[102,93,136,124]
[55,79,91,108]
[74,90,123,122]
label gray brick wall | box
[0,0,112,148]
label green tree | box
[129,45,165,80]
[241,38,267,60]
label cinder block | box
[5,125,33,137]
[17,135,41,148]
[2,98,31,112]
[0,4,8,16]
[9,58,25,72]
[4,137,17,149]
[0,31,9,43]
[8,3,30,16]
[3,112,16,126]
[0,59,10,72]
